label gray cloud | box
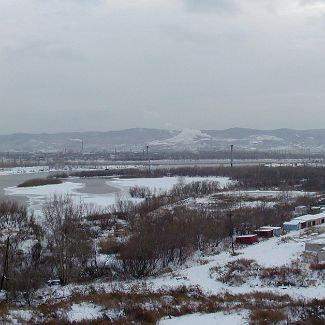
[300,0,325,4]
[183,0,239,13]
[0,0,325,133]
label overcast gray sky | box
[1,0,325,133]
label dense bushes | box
[115,208,227,278]
[129,185,152,198]
[0,196,96,304]
[17,178,62,187]
[42,195,95,285]
[0,200,29,229]
[70,165,325,191]
[170,180,221,197]
[0,201,46,304]
[250,309,287,324]
[158,165,325,191]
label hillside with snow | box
[149,129,212,149]
[2,127,325,152]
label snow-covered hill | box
[1,127,325,152]
[149,129,211,148]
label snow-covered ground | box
[35,227,325,302]
[109,176,232,193]
[150,230,325,300]
[66,303,103,322]
[0,166,50,176]
[7,310,35,324]
[5,226,320,324]
[159,311,248,325]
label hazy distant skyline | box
[1,0,325,133]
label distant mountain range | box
[1,128,325,153]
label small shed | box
[235,234,258,245]
[283,220,301,232]
[260,226,282,237]
[294,205,308,216]
[255,229,273,238]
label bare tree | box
[0,200,45,304]
[42,195,94,285]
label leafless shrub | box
[124,306,160,323]
[42,195,95,285]
[114,235,159,278]
[98,238,121,255]
[249,309,287,324]
[17,178,62,187]
[129,186,153,198]
[86,213,116,232]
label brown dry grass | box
[98,237,121,254]
[249,309,287,324]
[0,303,9,320]
[2,285,324,324]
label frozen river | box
[0,172,119,208]
[0,171,232,218]
[0,173,43,205]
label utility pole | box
[146,145,151,176]
[0,237,10,291]
[229,210,235,255]
[230,144,234,168]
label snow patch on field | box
[8,310,35,324]
[0,166,50,176]
[109,176,232,193]
[159,311,248,325]
[66,303,102,322]
[236,236,304,267]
